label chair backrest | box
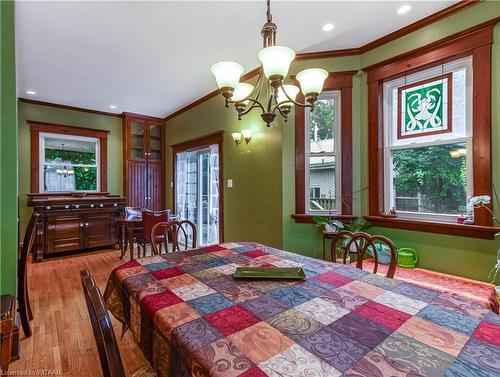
[18,212,39,280]
[80,269,125,377]
[331,230,398,278]
[151,220,197,254]
[125,206,142,218]
[142,210,170,243]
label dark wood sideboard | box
[28,193,126,261]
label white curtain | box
[208,145,219,244]
[175,152,188,221]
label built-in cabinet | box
[29,194,126,261]
[123,113,165,210]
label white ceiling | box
[16,0,457,118]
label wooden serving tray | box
[234,267,305,280]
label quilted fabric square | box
[142,290,183,319]
[296,324,371,372]
[212,263,239,276]
[345,350,422,377]
[151,267,184,280]
[211,248,237,258]
[259,343,342,377]
[144,261,174,272]
[160,273,199,289]
[171,282,216,301]
[228,322,294,364]
[417,304,480,335]
[190,267,226,281]
[472,321,500,347]
[201,257,227,268]
[354,300,411,331]
[341,280,385,300]
[375,332,454,376]
[292,279,332,298]
[295,297,349,325]
[315,272,353,287]
[458,338,500,375]
[116,265,148,280]
[269,286,315,308]
[391,282,441,303]
[398,316,469,356]
[173,318,224,354]
[205,305,261,336]
[431,293,492,320]
[188,293,234,316]
[114,259,140,272]
[266,309,322,340]
[374,291,428,315]
[360,274,402,290]
[238,366,268,377]
[137,280,168,301]
[445,358,499,377]
[155,302,200,336]
[320,288,368,311]
[329,312,392,349]
[331,264,369,279]
[179,261,207,274]
[242,250,268,258]
[139,255,170,266]
[192,338,254,377]
[240,295,289,320]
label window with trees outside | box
[40,133,100,192]
[383,57,472,222]
[305,91,341,214]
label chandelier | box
[211,0,328,127]
[55,144,74,177]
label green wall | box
[0,0,18,295]
[166,2,500,282]
[18,102,123,235]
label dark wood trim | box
[365,216,500,240]
[291,214,357,224]
[121,112,163,122]
[358,0,481,53]
[29,121,108,193]
[363,17,499,81]
[294,71,355,222]
[172,131,225,242]
[19,98,122,118]
[365,19,495,227]
[294,48,360,61]
[396,73,453,140]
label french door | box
[175,144,220,246]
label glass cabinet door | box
[148,123,163,161]
[129,120,146,160]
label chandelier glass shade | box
[210,0,328,126]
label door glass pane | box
[308,155,336,211]
[130,120,145,159]
[149,124,162,160]
[391,143,467,214]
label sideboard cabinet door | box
[46,215,84,254]
[85,213,115,248]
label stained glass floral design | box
[399,74,452,138]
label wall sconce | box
[231,130,252,146]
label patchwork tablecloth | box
[104,242,500,377]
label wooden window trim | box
[171,131,224,242]
[293,70,356,223]
[29,121,109,194]
[364,20,499,239]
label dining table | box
[104,242,500,377]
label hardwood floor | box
[10,249,148,376]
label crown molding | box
[164,0,482,122]
[18,98,123,118]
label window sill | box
[291,214,357,224]
[364,216,500,240]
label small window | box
[305,91,341,213]
[40,133,100,192]
[383,57,472,222]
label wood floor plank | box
[10,249,148,376]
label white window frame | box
[39,132,101,192]
[305,90,342,215]
[383,57,473,223]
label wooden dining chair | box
[151,220,197,254]
[18,212,39,337]
[137,210,170,257]
[80,269,156,377]
[331,230,398,278]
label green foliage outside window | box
[309,99,334,141]
[392,143,467,214]
[45,149,97,191]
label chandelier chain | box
[266,0,272,22]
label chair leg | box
[18,292,32,337]
[26,283,33,321]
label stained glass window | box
[398,73,452,139]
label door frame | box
[172,131,224,243]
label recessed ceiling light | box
[26,90,37,95]
[109,105,118,110]
[397,5,411,14]
[322,23,334,32]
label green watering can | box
[397,248,418,268]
